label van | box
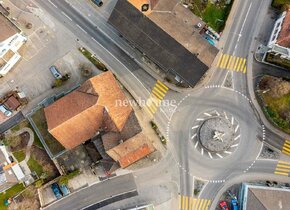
[92,0,103,7]
[0,105,12,117]
[49,66,62,79]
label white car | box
[0,105,12,117]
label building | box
[267,9,290,60]
[108,0,218,87]
[44,71,155,169]
[0,12,26,76]
[0,146,25,192]
[240,183,290,210]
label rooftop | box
[277,9,290,48]
[244,184,290,210]
[106,132,155,168]
[108,0,209,87]
[44,71,133,149]
[0,12,20,42]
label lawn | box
[0,183,25,210]
[27,157,43,177]
[189,0,233,32]
[12,150,25,162]
[259,76,290,134]
[79,47,108,71]
[31,108,65,155]
[272,0,290,9]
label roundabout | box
[167,86,264,182]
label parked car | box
[219,201,229,210]
[60,184,70,196]
[0,105,12,117]
[49,66,62,79]
[231,199,239,210]
[92,0,103,7]
[51,183,62,199]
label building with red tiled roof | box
[45,71,154,169]
[268,9,290,60]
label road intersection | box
[32,0,290,209]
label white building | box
[267,9,290,60]
[0,12,26,76]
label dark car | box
[92,0,103,7]
[60,184,70,196]
[49,66,62,79]
[51,183,62,199]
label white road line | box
[196,118,204,121]
[192,125,199,129]
[235,125,239,133]
[208,152,213,159]
[231,116,234,125]
[224,111,228,120]
[76,24,87,34]
[216,153,223,158]
[204,112,212,117]
[240,2,253,35]
[48,0,57,8]
[224,151,232,154]
[191,134,197,140]
[215,110,220,116]
[234,135,240,140]
[195,141,199,149]
[231,144,238,148]
[201,148,204,156]
[61,11,72,21]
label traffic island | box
[191,109,240,159]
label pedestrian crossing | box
[216,53,247,74]
[281,140,290,156]
[274,160,290,176]
[179,195,211,210]
[144,80,168,116]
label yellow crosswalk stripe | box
[235,58,244,72]
[275,168,290,172]
[277,164,290,169]
[221,55,230,69]
[229,56,236,70]
[198,199,205,210]
[233,57,241,70]
[191,198,197,210]
[144,106,153,117]
[278,160,290,165]
[282,150,290,156]
[275,171,289,176]
[157,80,168,91]
[283,146,290,152]
[220,54,227,68]
[185,196,189,210]
[226,56,234,69]
[218,54,226,68]
[243,65,247,74]
[240,59,247,72]
[152,89,164,100]
[179,195,181,210]
[205,200,211,210]
[217,54,223,67]
[182,196,185,210]
[194,199,200,210]
[153,86,165,97]
[155,83,167,93]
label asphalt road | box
[0,111,24,134]
[33,0,290,209]
[44,173,137,210]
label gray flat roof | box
[108,0,208,87]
